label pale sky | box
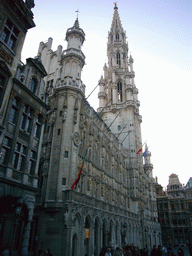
[22,0,192,189]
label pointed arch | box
[94,217,101,256]
[72,233,78,256]
[116,52,121,66]
[84,215,91,255]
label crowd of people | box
[98,243,192,256]
[0,246,53,256]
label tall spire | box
[109,3,124,34]
[98,5,142,151]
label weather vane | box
[76,9,79,19]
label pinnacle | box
[73,18,80,28]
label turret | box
[61,18,86,93]
[143,144,153,177]
[65,18,85,50]
[98,75,106,108]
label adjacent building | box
[33,5,161,256]
[0,0,48,255]
[156,174,192,246]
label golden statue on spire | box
[114,2,118,8]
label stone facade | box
[34,5,161,256]
[156,174,192,246]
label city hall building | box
[33,4,161,256]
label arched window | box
[116,33,119,40]
[29,78,37,93]
[116,53,121,67]
[117,81,122,102]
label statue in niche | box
[62,94,68,122]
[42,161,49,176]
[112,190,115,201]
[87,179,91,191]
[73,98,79,125]
[80,114,85,129]
[62,110,67,123]
[101,184,104,197]
[47,110,56,140]
[94,182,98,198]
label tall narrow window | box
[20,105,33,133]
[8,98,19,124]
[34,115,42,139]
[117,81,122,102]
[0,136,12,165]
[116,53,120,66]
[28,150,37,176]
[116,33,119,40]
[12,142,27,172]
[29,78,38,94]
[0,20,19,51]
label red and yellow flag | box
[71,149,88,190]
[136,146,142,154]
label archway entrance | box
[72,233,78,256]
[94,218,100,256]
[84,217,90,255]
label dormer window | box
[29,78,37,93]
[0,20,19,51]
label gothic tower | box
[38,17,86,204]
[98,3,144,205]
[98,5,142,153]
[98,4,142,154]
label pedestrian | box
[44,249,52,256]
[134,247,141,256]
[34,249,43,256]
[178,247,184,256]
[105,247,112,256]
[157,245,162,256]
[124,246,133,256]
[99,248,105,256]
[114,247,121,256]
[189,243,192,256]
[151,245,158,256]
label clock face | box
[73,132,80,146]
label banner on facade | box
[85,228,90,239]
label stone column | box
[21,196,35,256]
[89,223,94,256]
